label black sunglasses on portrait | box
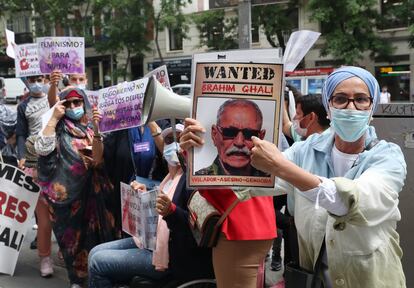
[216,125,260,140]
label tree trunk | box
[124,49,131,81]
[276,31,286,53]
[154,12,164,64]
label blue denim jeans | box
[88,237,169,288]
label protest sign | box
[120,182,158,250]
[5,29,16,59]
[84,90,99,108]
[97,78,148,133]
[188,49,283,188]
[0,163,40,275]
[14,44,42,77]
[144,65,171,90]
[36,37,85,74]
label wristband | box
[151,127,162,137]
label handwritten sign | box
[0,163,40,275]
[36,37,85,74]
[97,78,148,133]
[144,65,171,90]
[14,44,42,77]
[120,182,158,250]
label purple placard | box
[36,37,85,74]
[98,78,148,133]
[134,142,150,152]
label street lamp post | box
[238,0,252,49]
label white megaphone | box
[142,76,191,124]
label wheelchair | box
[129,275,216,288]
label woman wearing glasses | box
[249,66,406,287]
[35,87,120,288]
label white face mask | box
[292,119,308,138]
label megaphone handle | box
[170,117,186,169]
[171,118,177,144]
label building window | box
[251,18,260,43]
[168,28,183,51]
[380,0,406,29]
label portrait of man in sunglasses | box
[195,99,268,176]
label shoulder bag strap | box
[216,198,240,227]
[311,237,326,288]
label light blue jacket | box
[276,126,406,288]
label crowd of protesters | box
[0,64,407,288]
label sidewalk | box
[0,218,69,288]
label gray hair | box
[216,99,263,126]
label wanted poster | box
[188,49,283,188]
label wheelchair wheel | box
[176,279,216,288]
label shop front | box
[375,65,411,102]
[148,58,191,86]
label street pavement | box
[0,218,69,288]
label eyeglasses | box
[64,99,83,108]
[216,125,260,140]
[330,95,373,110]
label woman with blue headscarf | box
[250,66,406,287]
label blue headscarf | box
[321,66,380,113]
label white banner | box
[120,182,158,250]
[14,43,42,77]
[0,163,40,275]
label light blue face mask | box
[163,142,180,166]
[65,107,85,121]
[330,107,371,142]
[28,82,44,95]
[73,83,86,90]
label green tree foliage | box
[308,0,394,65]
[382,0,414,48]
[192,9,238,51]
[94,0,152,80]
[153,0,191,63]
[252,1,298,52]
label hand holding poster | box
[36,37,85,74]
[188,49,283,188]
[0,163,40,275]
[14,44,42,77]
[97,78,148,133]
[120,182,158,250]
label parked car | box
[172,84,191,97]
[1,78,27,104]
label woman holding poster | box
[250,67,406,288]
[88,124,214,287]
[35,87,120,288]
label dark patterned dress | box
[37,119,120,285]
